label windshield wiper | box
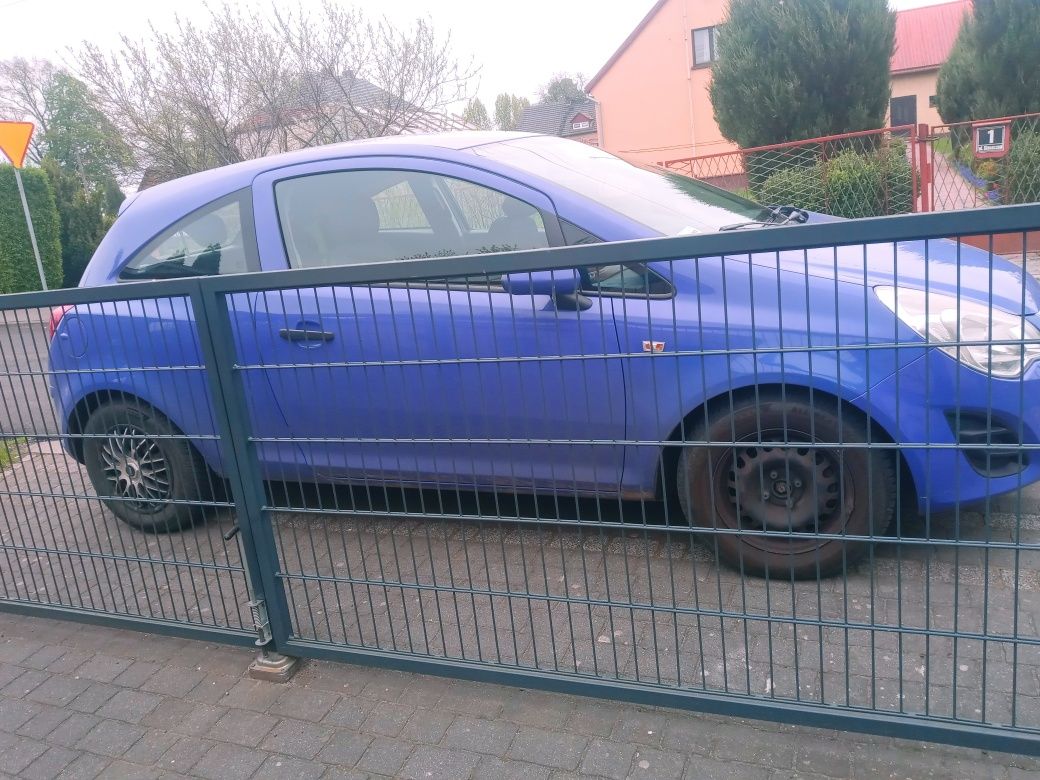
[720,204,809,232]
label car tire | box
[676,391,896,579]
[82,400,212,533]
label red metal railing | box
[661,125,923,218]
[661,111,1040,217]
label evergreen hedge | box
[936,0,1040,124]
[710,0,895,149]
[0,165,63,293]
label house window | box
[571,113,592,131]
[929,95,938,108]
[692,26,720,66]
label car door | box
[248,157,625,496]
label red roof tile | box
[891,0,971,74]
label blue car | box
[49,132,1040,578]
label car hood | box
[743,215,1040,315]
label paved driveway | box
[1,438,1038,739]
[0,310,59,438]
[3,610,1037,779]
[931,151,989,211]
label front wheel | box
[677,393,896,579]
[82,400,212,533]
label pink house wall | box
[588,0,734,166]
[589,0,966,166]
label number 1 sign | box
[974,123,1011,159]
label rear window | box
[121,190,256,279]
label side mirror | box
[500,269,580,297]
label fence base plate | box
[248,650,300,683]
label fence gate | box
[930,112,1040,213]
[0,286,262,647]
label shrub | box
[754,147,913,218]
[975,160,1000,183]
[42,157,118,286]
[745,149,818,193]
[825,151,885,217]
[874,147,914,214]
[710,0,895,149]
[936,0,1040,124]
[1002,129,1040,205]
[0,165,63,293]
[756,165,827,214]
[955,141,975,168]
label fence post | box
[915,123,933,212]
[189,283,297,679]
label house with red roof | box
[585,0,971,164]
[889,0,971,129]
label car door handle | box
[279,327,335,343]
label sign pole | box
[1,121,46,290]
[12,165,48,291]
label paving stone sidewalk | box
[0,612,1038,780]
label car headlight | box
[875,286,1040,378]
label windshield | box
[472,135,767,235]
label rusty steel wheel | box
[677,392,896,579]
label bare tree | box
[0,58,59,164]
[74,1,476,185]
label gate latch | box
[248,598,272,647]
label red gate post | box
[915,122,933,212]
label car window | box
[372,181,432,232]
[474,136,766,235]
[560,218,671,297]
[584,264,672,296]
[561,219,601,246]
[439,177,546,237]
[121,191,252,279]
[275,169,549,271]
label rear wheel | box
[677,392,896,579]
[82,400,212,532]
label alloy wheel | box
[98,424,172,514]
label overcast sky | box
[0,0,956,109]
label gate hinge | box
[248,598,272,647]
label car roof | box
[125,131,538,214]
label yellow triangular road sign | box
[0,122,34,168]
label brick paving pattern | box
[2,435,1040,735]
[0,611,1038,779]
